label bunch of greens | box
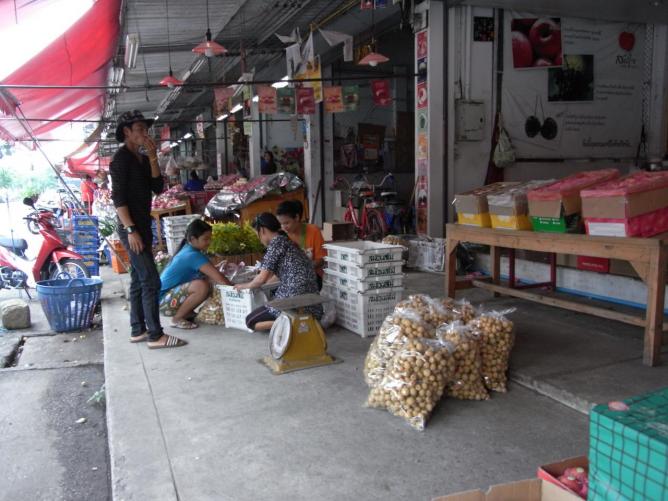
[209,222,264,256]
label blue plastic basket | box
[72,215,99,229]
[36,278,103,332]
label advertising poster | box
[417,110,428,134]
[416,30,428,58]
[257,85,277,114]
[243,121,252,137]
[296,56,323,103]
[503,15,644,159]
[296,87,316,115]
[195,114,205,139]
[416,171,429,235]
[511,17,563,69]
[342,85,359,111]
[324,86,344,113]
[277,88,295,114]
[417,133,428,160]
[213,87,234,116]
[371,80,391,106]
[416,82,428,109]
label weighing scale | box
[262,293,339,375]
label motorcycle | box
[0,197,91,291]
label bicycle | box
[331,176,387,241]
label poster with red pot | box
[296,87,316,115]
[324,86,344,113]
[257,85,277,114]
[417,30,428,58]
[371,80,392,106]
[503,16,643,159]
[416,82,428,109]
[511,17,563,69]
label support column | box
[248,102,262,179]
[304,107,323,225]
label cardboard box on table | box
[537,455,588,499]
[454,182,519,227]
[433,478,582,501]
[488,180,556,230]
[581,171,668,237]
[527,169,620,233]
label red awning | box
[0,0,121,142]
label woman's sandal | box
[169,319,198,330]
[147,335,188,350]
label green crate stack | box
[589,388,668,501]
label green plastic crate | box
[589,388,668,501]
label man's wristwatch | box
[126,225,137,234]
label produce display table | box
[444,224,668,366]
[150,201,191,251]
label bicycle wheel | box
[365,209,387,241]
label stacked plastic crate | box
[163,214,201,255]
[322,241,404,337]
[71,215,100,276]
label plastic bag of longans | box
[366,337,456,431]
[363,309,429,389]
[469,308,516,393]
[395,294,455,331]
[436,321,489,401]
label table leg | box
[509,249,516,288]
[644,246,667,366]
[550,253,557,291]
[445,238,459,298]
[491,246,501,297]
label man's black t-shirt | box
[110,146,164,240]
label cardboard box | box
[454,182,519,216]
[491,214,533,230]
[530,214,581,233]
[488,180,556,217]
[322,221,355,242]
[581,171,668,219]
[433,478,582,501]
[585,205,668,238]
[458,212,492,227]
[528,169,620,219]
[537,455,588,499]
[576,256,610,273]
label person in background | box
[159,219,231,329]
[184,171,205,191]
[110,109,186,349]
[236,213,322,331]
[80,174,98,214]
[260,151,277,175]
[275,200,326,288]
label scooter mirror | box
[23,197,35,208]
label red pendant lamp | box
[192,0,227,57]
[357,8,389,67]
[160,0,183,88]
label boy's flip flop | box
[147,335,188,350]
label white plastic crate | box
[162,214,201,234]
[323,268,403,293]
[321,284,402,337]
[324,256,403,279]
[217,285,270,332]
[166,235,184,256]
[323,241,404,266]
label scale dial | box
[269,314,292,359]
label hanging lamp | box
[160,0,183,88]
[358,8,389,67]
[193,0,227,57]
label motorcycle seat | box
[0,237,28,252]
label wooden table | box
[150,201,191,251]
[444,224,668,366]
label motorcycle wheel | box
[365,209,387,242]
[49,259,91,281]
[27,219,40,235]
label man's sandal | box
[130,332,148,343]
[147,335,188,349]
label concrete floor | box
[102,268,668,501]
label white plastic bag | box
[493,114,515,168]
[320,298,337,329]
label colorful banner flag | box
[371,80,392,106]
[324,86,344,113]
[342,85,359,111]
[257,86,277,114]
[277,88,295,114]
[296,88,316,114]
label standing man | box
[110,110,187,349]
